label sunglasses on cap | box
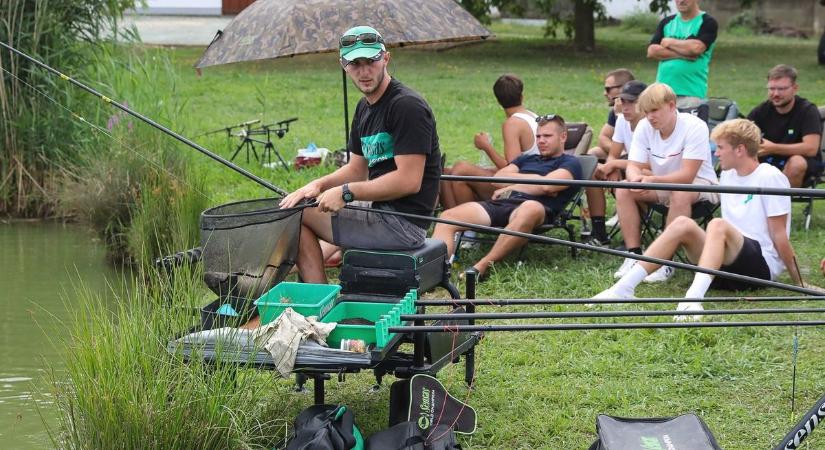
[535,114,558,122]
[339,32,384,48]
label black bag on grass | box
[588,414,721,450]
[388,374,477,434]
[364,421,461,450]
[285,404,363,450]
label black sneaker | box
[584,237,610,247]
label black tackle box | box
[339,238,449,298]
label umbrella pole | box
[342,69,350,161]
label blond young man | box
[595,119,801,321]
[612,83,718,283]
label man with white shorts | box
[612,82,719,283]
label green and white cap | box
[339,26,386,62]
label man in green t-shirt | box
[647,0,718,107]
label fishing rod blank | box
[441,175,825,198]
[343,203,823,297]
[389,320,825,333]
[415,296,825,306]
[401,307,825,321]
[0,41,287,197]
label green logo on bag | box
[361,132,394,167]
[640,436,665,450]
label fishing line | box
[0,41,288,197]
[0,65,211,201]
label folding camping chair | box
[562,122,593,156]
[453,154,599,260]
[790,105,825,230]
[706,97,741,131]
[639,200,720,246]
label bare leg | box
[783,155,808,188]
[431,202,491,258]
[695,218,745,270]
[473,201,545,275]
[665,190,700,226]
[295,207,334,284]
[450,162,496,206]
[439,166,459,209]
[637,216,708,274]
[616,187,658,249]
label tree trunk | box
[574,0,596,52]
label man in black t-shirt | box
[747,64,823,187]
[432,115,582,279]
[280,25,441,283]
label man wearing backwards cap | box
[280,26,442,284]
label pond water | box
[0,221,121,449]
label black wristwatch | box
[341,183,355,203]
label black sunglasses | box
[535,114,558,123]
[340,32,384,48]
[604,84,623,92]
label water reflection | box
[0,221,121,449]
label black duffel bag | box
[285,404,362,450]
[588,413,721,450]
[365,421,461,450]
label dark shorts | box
[478,198,555,228]
[762,155,823,180]
[709,236,771,291]
[331,201,425,250]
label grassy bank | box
[49,22,825,449]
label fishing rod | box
[341,203,823,297]
[441,175,825,198]
[774,390,825,450]
[389,320,825,333]
[0,41,288,197]
[6,39,820,299]
[401,307,825,321]
[416,296,825,307]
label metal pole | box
[401,307,825,321]
[440,175,825,198]
[343,204,824,297]
[389,320,825,333]
[415,296,825,307]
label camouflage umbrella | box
[194,0,492,68]
[195,0,491,150]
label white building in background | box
[604,0,656,18]
[131,0,222,16]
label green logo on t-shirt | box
[361,132,395,167]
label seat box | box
[339,238,448,297]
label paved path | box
[121,15,232,46]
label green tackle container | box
[322,291,417,349]
[255,282,341,324]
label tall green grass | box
[0,0,135,217]
[60,47,208,266]
[47,269,299,449]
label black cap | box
[618,80,647,102]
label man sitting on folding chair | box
[432,114,582,279]
[612,83,719,283]
[594,119,802,321]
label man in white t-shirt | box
[594,119,801,321]
[612,83,719,282]
[585,80,647,246]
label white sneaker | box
[673,302,704,322]
[644,265,675,283]
[459,230,480,249]
[613,257,637,279]
[586,287,635,307]
[606,214,619,228]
